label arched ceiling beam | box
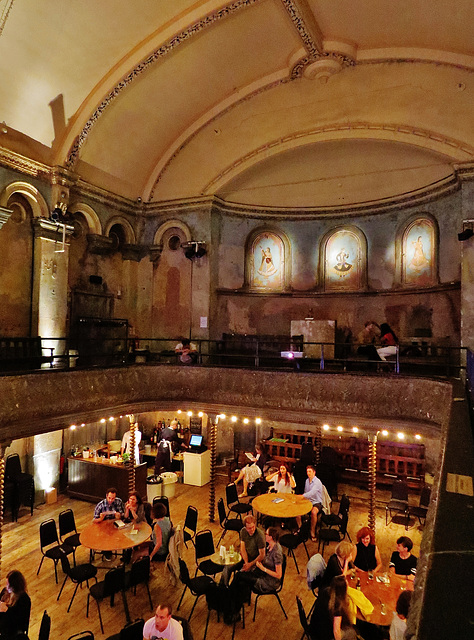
[201,123,474,196]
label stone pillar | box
[31,219,73,356]
[367,433,377,533]
[208,415,218,523]
[460,215,474,353]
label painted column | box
[31,219,73,357]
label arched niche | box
[320,226,367,291]
[68,202,102,235]
[104,216,136,247]
[397,214,439,287]
[153,219,192,250]
[0,181,49,219]
[244,227,291,292]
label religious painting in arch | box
[324,229,363,291]
[249,232,284,290]
[402,219,436,286]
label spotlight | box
[50,207,63,222]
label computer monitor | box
[189,434,203,448]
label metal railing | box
[0,336,466,379]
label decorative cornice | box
[121,243,150,262]
[86,233,115,255]
[0,205,12,229]
[210,174,461,219]
[66,0,260,170]
[148,245,163,263]
[217,281,460,298]
[0,146,50,180]
[71,179,138,215]
[32,217,74,241]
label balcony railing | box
[0,335,466,379]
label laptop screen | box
[189,434,203,447]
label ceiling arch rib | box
[61,0,262,171]
[202,122,474,196]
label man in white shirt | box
[143,604,183,640]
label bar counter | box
[67,456,147,502]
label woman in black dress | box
[352,527,382,574]
[0,570,31,638]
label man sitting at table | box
[221,514,265,586]
[297,465,324,541]
[143,603,183,640]
[93,487,124,522]
[389,536,417,581]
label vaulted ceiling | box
[0,0,473,209]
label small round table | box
[80,520,152,552]
[210,551,242,567]
[251,493,312,519]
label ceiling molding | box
[279,0,324,56]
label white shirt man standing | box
[143,604,183,640]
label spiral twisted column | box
[314,425,322,464]
[128,422,137,494]
[208,415,218,523]
[368,433,378,533]
[0,442,9,579]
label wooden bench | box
[266,429,425,489]
[0,337,54,372]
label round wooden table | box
[210,551,242,567]
[351,569,414,626]
[80,519,152,551]
[251,493,312,519]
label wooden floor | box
[2,475,423,640]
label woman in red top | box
[377,322,399,361]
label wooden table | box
[251,493,312,519]
[80,520,152,551]
[351,569,414,626]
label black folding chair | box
[296,596,313,640]
[37,519,73,583]
[59,508,81,565]
[225,483,252,521]
[217,498,242,545]
[279,518,310,573]
[86,566,129,634]
[152,495,171,521]
[407,485,431,528]
[57,548,98,612]
[124,556,153,610]
[386,479,409,525]
[252,555,287,621]
[38,609,51,640]
[183,505,198,548]
[195,529,223,577]
[177,558,214,621]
